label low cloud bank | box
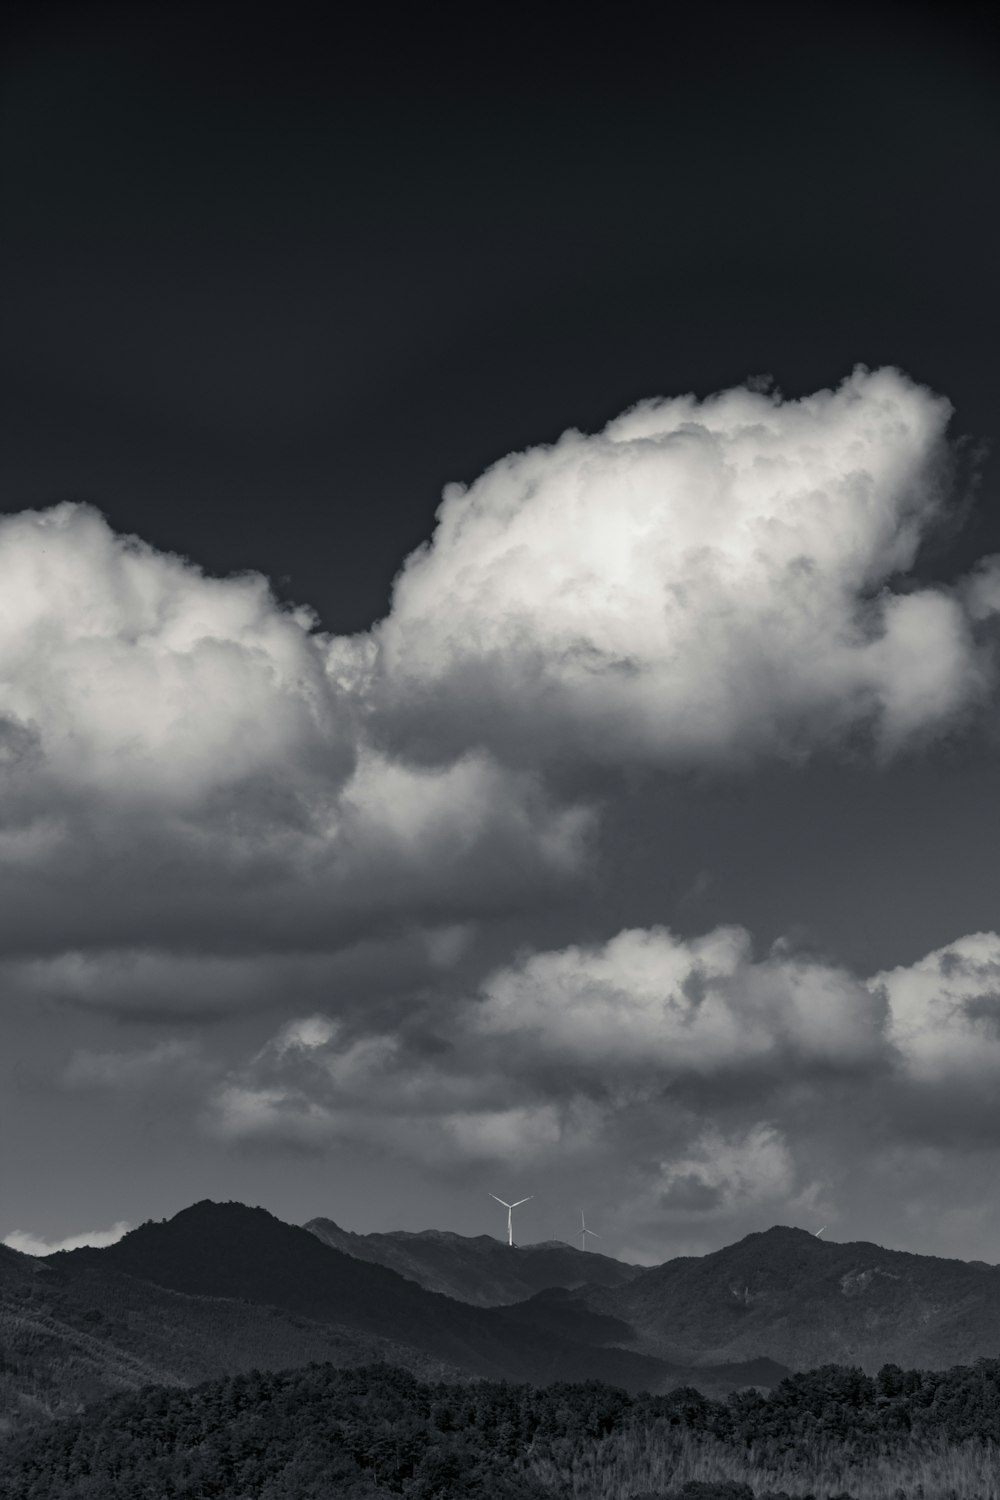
[3,1221,131,1256]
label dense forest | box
[3,1358,1000,1500]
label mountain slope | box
[305,1216,642,1305]
[579,1225,1000,1371]
[51,1201,676,1392]
[0,1236,468,1435]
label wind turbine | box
[490,1193,532,1247]
[579,1211,600,1252]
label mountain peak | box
[744,1225,829,1243]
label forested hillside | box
[5,1358,1000,1500]
[575,1226,1000,1372]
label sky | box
[2,0,1000,1266]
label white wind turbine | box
[579,1211,600,1252]
[490,1193,532,1247]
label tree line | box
[3,1356,1000,1499]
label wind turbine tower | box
[490,1193,532,1247]
[579,1211,600,1252]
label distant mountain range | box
[551,1225,1000,1372]
[4,1203,1000,1441]
[0,1202,753,1434]
[304,1216,642,1305]
[307,1215,1000,1372]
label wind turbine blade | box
[510,1197,532,1207]
[587,1229,601,1238]
[490,1194,512,1208]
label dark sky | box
[3,0,1000,1263]
[5,0,998,627]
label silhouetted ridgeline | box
[4,1359,1000,1500]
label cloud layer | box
[0,369,994,1003]
[5,366,1000,1259]
[204,921,1000,1255]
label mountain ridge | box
[304,1213,643,1306]
[36,1201,687,1397]
[561,1223,1000,1371]
[9,1202,1000,1439]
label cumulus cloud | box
[0,369,996,1028]
[3,1221,131,1256]
[472,925,887,1078]
[203,921,888,1173]
[205,918,1000,1159]
[8,367,1000,1260]
[0,503,591,996]
[877,931,1000,1085]
[366,366,996,768]
[0,502,350,805]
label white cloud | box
[201,920,1000,1253]
[653,1123,796,1214]
[874,931,1000,1083]
[3,1221,131,1256]
[0,504,591,999]
[369,367,992,767]
[0,502,350,805]
[472,924,886,1077]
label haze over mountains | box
[5,1201,1000,1441]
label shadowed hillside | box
[41,1202,679,1394]
[0,1234,467,1435]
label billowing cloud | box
[877,931,1000,1085]
[366,367,995,768]
[3,1221,131,1256]
[0,502,351,805]
[0,369,997,1025]
[472,925,886,1078]
[6,368,1000,1262]
[0,503,591,991]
